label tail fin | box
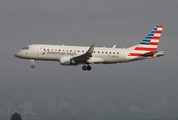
[128,25,164,57]
[139,25,163,48]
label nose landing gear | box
[31,65,35,68]
[30,60,36,69]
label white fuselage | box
[14,43,164,71]
[14,25,165,70]
[15,44,131,64]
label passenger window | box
[113,52,115,54]
[117,52,119,54]
[109,52,111,54]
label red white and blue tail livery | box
[15,25,165,71]
[126,25,164,61]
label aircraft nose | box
[14,52,20,58]
[14,53,18,57]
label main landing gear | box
[30,60,36,69]
[82,65,92,71]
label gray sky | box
[0,0,178,98]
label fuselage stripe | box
[134,47,157,51]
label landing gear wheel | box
[82,66,87,71]
[31,65,35,69]
[87,66,91,71]
[30,60,36,69]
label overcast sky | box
[0,0,178,99]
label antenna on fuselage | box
[112,45,116,48]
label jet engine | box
[60,57,77,66]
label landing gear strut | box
[30,60,36,69]
[82,65,92,71]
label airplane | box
[15,25,164,71]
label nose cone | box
[14,53,18,57]
[14,51,20,58]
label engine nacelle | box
[60,57,77,66]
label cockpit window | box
[22,47,29,50]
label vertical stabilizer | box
[128,25,164,57]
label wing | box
[72,43,95,63]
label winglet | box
[72,44,95,62]
[86,43,95,56]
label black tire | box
[82,66,87,71]
[87,66,91,71]
[31,65,35,69]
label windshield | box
[22,47,29,50]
